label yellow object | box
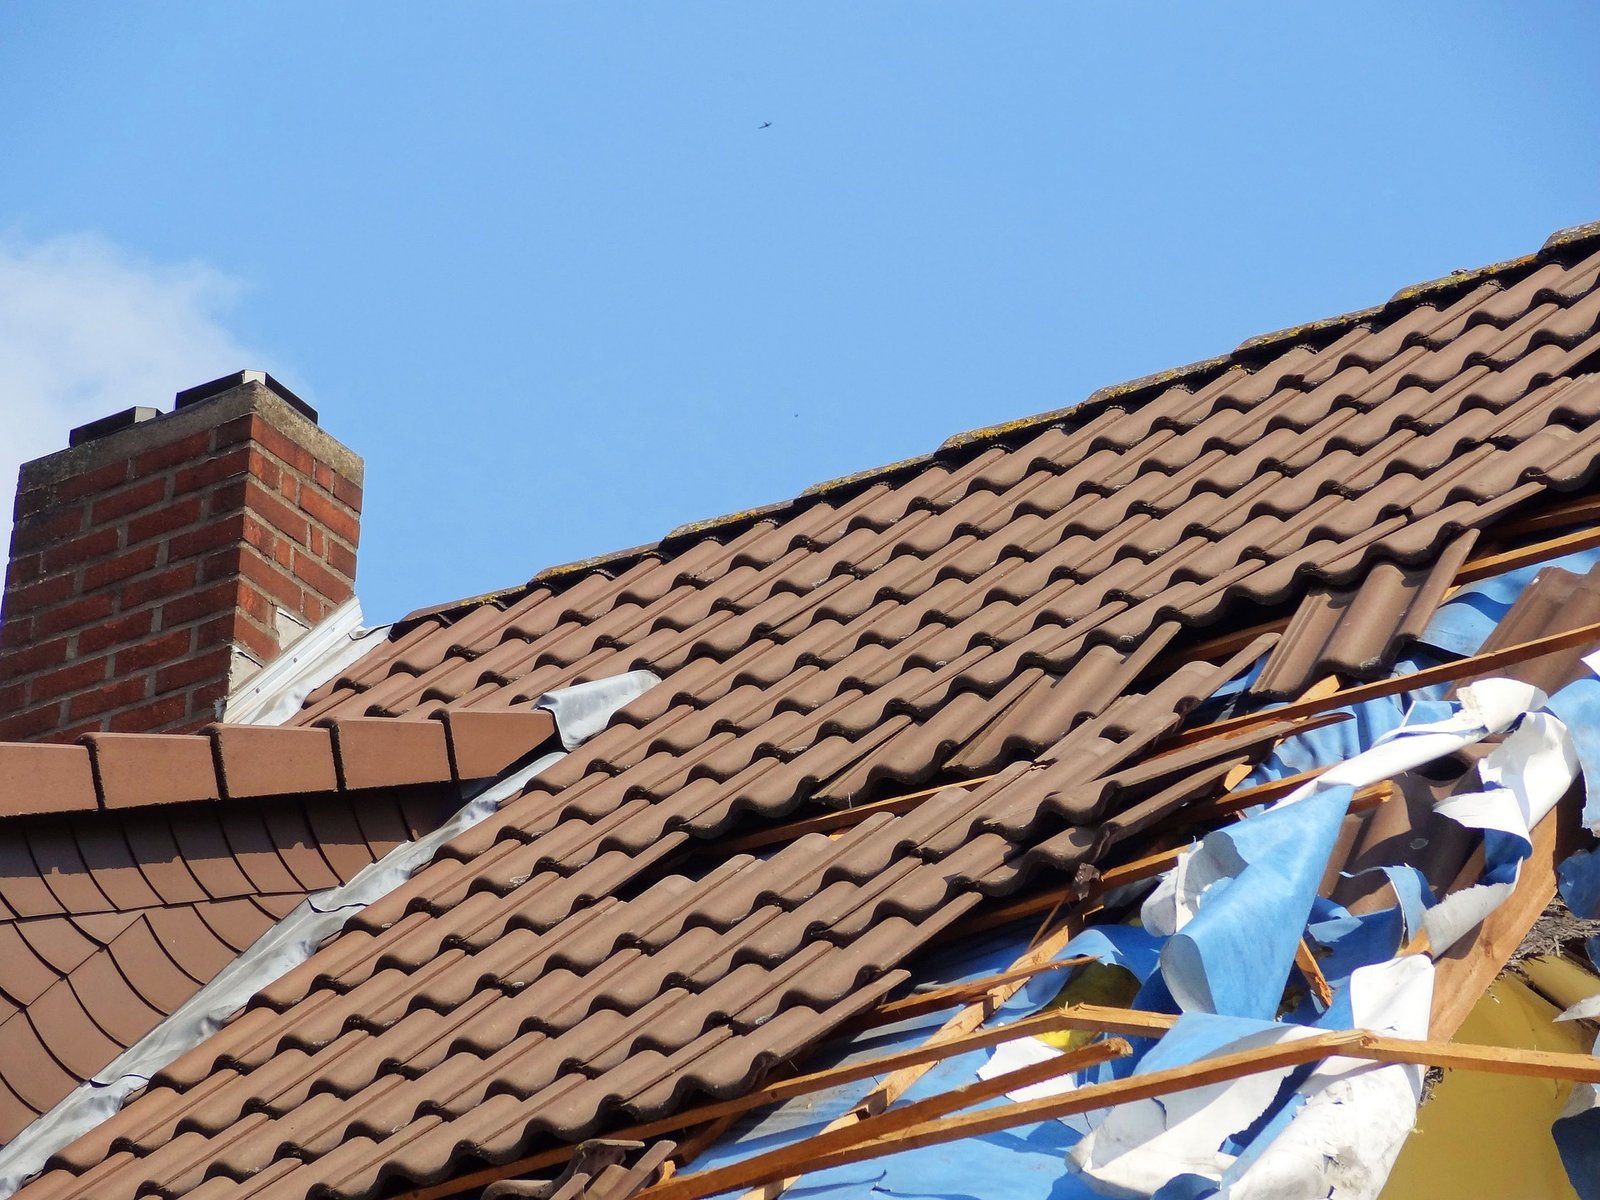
[1520,954,1600,1015]
[1035,962,1142,1051]
[1380,974,1589,1200]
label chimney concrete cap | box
[175,370,317,424]
[68,406,161,448]
[20,374,359,491]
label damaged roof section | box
[3,226,1600,1200]
[5,229,1600,1200]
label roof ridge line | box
[0,709,556,820]
[389,219,1600,632]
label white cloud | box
[0,232,260,552]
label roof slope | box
[0,712,557,1144]
[0,787,444,1144]
[18,226,1600,1199]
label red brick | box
[54,460,129,503]
[121,561,198,609]
[107,694,189,733]
[240,513,281,561]
[312,461,334,490]
[81,543,160,593]
[12,485,51,521]
[255,451,281,492]
[200,549,237,584]
[172,447,251,497]
[76,608,155,655]
[169,514,246,561]
[36,591,115,638]
[303,594,327,624]
[4,551,44,588]
[0,635,66,675]
[306,524,324,557]
[297,486,360,546]
[4,553,45,592]
[203,479,246,517]
[51,720,106,742]
[252,419,316,476]
[132,430,210,475]
[127,496,204,546]
[211,413,255,450]
[237,582,278,627]
[12,507,85,552]
[0,706,63,741]
[5,571,77,611]
[195,615,235,648]
[31,655,111,703]
[0,679,26,710]
[154,648,231,693]
[41,525,120,574]
[331,473,363,511]
[239,547,304,611]
[113,628,193,674]
[89,475,168,525]
[185,680,229,724]
[0,614,33,650]
[291,547,349,601]
[242,479,310,545]
[234,615,281,663]
[277,470,299,504]
[68,675,147,719]
[160,581,237,627]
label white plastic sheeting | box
[1064,959,1432,1199]
[1222,956,1434,1200]
[1075,677,1581,1199]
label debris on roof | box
[8,223,1600,1200]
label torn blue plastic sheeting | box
[1417,545,1600,658]
[1151,1174,1222,1200]
[1342,865,1432,941]
[1559,847,1600,920]
[1240,695,1407,787]
[1545,674,1600,830]
[1061,925,1163,985]
[1159,786,1352,1020]
[1555,1088,1600,1200]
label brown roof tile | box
[0,746,97,818]
[1252,530,1479,698]
[83,733,219,809]
[212,724,339,799]
[0,785,456,1144]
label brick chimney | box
[0,372,363,741]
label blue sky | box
[2,3,1598,623]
